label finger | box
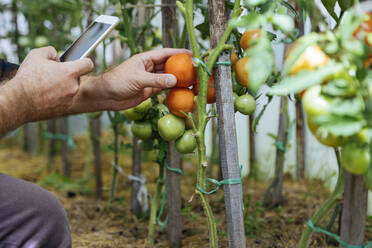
[140,72,177,89]
[32,46,59,60]
[137,48,192,65]
[154,63,165,72]
[63,58,94,76]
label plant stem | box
[109,119,119,203]
[147,161,165,247]
[120,0,136,54]
[298,149,345,248]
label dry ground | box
[0,133,371,248]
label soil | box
[0,133,371,248]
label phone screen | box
[60,22,111,62]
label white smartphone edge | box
[61,15,120,61]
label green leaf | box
[228,13,264,29]
[245,0,269,7]
[321,77,355,97]
[338,0,353,12]
[248,51,274,94]
[321,0,339,22]
[315,115,365,136]
[253,95,273,132]
[329,98,364,116]
[281,33,321,76]
[269,62,344,96]
[271,14,295,34]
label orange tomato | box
[164,54,196,88]
[166,88,195,117]
[288,45,330,75]
[231,50,239,65]
[193,73,216,104]
[235,57,250,87]
[240,29,261,51]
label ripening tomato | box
[302,85,332,117]
[341,144,370,175]
[194,73,216,104]
[175,130,197,154]
[240,29,262,51]
[164,54,196,88]
[131,121,152,140]
[158,114,185,141]
[307,119,347,147]
[235,57,250,87]
[166,88,195,117]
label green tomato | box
[123,108,145,121]
[357,128,372,144]
[302,85,332,117]
[134,98,152,113]
[139,139,153,151]
[175,130,197,154]
[131,121,152,140]
[18,36,30,47]
[157,114,185,141]
[34,36,49,48]
[236,94,256,115]
[341,144,370,175]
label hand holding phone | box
[60,15,119,62]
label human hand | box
[70,48,192,113]
[11,46,94,121]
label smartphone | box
[60,15,119,62]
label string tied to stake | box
[111,162,149,212]
[156,179,168,230]
[192,57,232,77]
[165,160,183,175]
[43,131,76,150]
[307,221,372,248]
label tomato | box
[123,108,145,121]
[158,114,185,141]
[131,121,152,140]
[235,57,250,87]
[307,119,347,147]
[175,130,197,154]
[288,45,330,75]
[139,139,153,151]
[302,85,332,117]
[34,36,49,48]
[231,50,239,66]
[233,92,238,112]
[194,73,216,104]
[236,94,256,115]
[357,128,372,144]
[134,98,152,113]
[341,144,370,175]
[18,36,30,47]
[240,29,261,51]
[166,88,195,117]
[164,54,196,88]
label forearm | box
[0,80,28,135]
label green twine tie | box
[215,61,232,66]
[192,57,212,76]
[42,131,76,150]
[156,179,168,231]
[307,221,372,248]
[165,161,183,175]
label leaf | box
[315,115,365,136]
[253,95,273,132]
[338,0,353,12]
[195,15,210,40]
[321,0,339,22]
[245,0,269,7]
[248,51,274,94]
[269,62,344,96]
[280,1,298,18]
[329,98,364,116]
[281,33,321,76]
[271,14,295,34]
[228,13,263,29]
[321,78,355,97]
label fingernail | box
[166,75,177,87]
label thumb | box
[141,72,177,89]
[63,58,94,76]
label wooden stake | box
[162,0,182,246]
[340,172,368,247]
[208,1,246,247]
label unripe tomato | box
[302,85,332,117]
[194,73,216,104]
[139,139,153,151]
[341,144,370,175]
[34,36,49,48]
[123,108,145,121]
[164,54,196,88]
[307,119,347,147]
[158,114,185,141]
[175,130,197,154]
[288,45,330,75]
[236,94,256,115]
[131,121,152,140]
[166,88,195,117]
[18,36,30,47]
[240,29,261,51]
[133,98,152,113]
[235,57,250,87]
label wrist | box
[0,79,29,134]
